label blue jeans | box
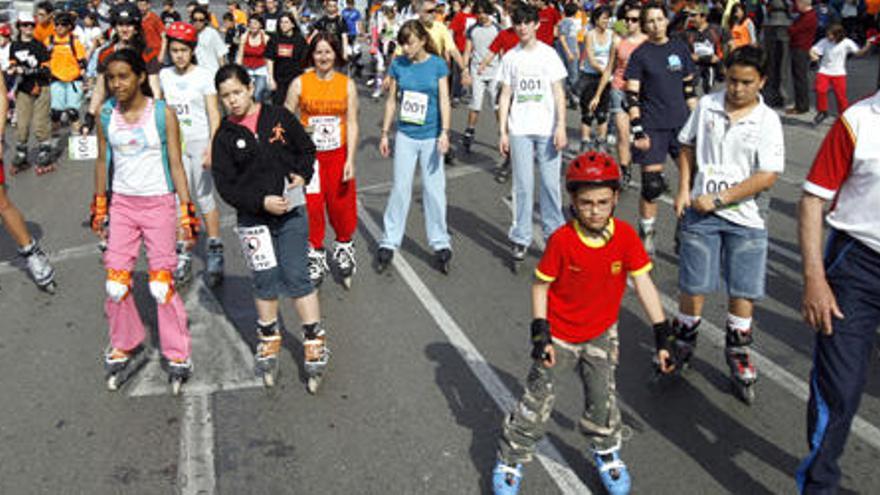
[50,80,83,111]
[508,134,565,247]
[796,230,880,494]
[381,131,450,251]
[249,72,268,103]
[677,209,768,299]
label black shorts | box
[578,73,610,125]
[632,127,681,166]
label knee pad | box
[65,108,79,122]
[148,270,175,304]
[50,109,63,123]
[106,269,132,303]
[641,171,667,202]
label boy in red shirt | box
[492,151,676,495]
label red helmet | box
[166,21,198,45]
[0,24,10,37]
[565,151,621,192]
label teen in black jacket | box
[211,64,329,391]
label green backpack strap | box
[100,97,115,194]
[153,98,174,192]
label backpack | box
[99,97,173,193]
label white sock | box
[676,313,701,329]
[727,314,752,332]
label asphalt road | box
[0,45,879,494]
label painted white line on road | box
[179,393,216,495]
[502,197,880,452]
[357,201,591,495]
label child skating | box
[90,49,199,395]
[211,64,330,393]
[491,151,676,495]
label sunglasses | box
[18,22,35,27]
[624,16,639,22]
[423,8,436,13]
[192,17,207,22]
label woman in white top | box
[161,21,224,286]
[809,23,873,126]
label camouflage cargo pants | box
[498,325,622,464]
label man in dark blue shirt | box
[624,1,697,257]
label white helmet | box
[17,12,35,24]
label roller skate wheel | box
[307,376,321,394]
[41,281,57,294]
[171,379,183,396]
[733,382,756,405]
[342,276,352,290]
[107,375,120,391]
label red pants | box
[815,73,848,113]
[306,147,357,249]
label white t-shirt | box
[109,99,171,197]
[195,27,229,75]
[498,42,567,137]
[80,26,103,52]
[159,65,216,141]
[678,91,785,230]
[0,44,10,71]
[812,38,859,76]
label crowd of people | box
[0,0,878,493]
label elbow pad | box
[624,90,640,112]
[682,79,696,100]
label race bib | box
[516,75,544,103]
[700,165,746,197]
[169,99,193,128]
[400,90,429,125]
[235,225,277,271]
[68,135,98,161]
[266,18,278,32]
[308,116,342,151]
[305,159,321,194]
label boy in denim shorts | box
[671,46,784,404]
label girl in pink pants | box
[88,49,199,393]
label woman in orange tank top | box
[726,4,756,52]
[286,32,360,289]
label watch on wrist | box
[713,193,725,209]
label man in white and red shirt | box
[795,90,880,494]
[491,151,675,495]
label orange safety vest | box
[298,71,349,151]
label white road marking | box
[357,201,591,495]
[126,278,263,495]
[502,196,880,452]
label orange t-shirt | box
[298,71,349,152]
[34,21,55,44]
[866,0,880,15]
[141,11,165,62]
[46,34,86,82]
[232,8,248,26]
[730,19,754,48]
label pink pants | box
[815,73,848,113]
[104,193,190,361]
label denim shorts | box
[677,208,768,299]
[632,127,681,166]
[237,207,314,300]
[609,88,625,114]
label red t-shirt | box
[449,11,477,52]
[141,11,165,62]
[535,218,652,343]
[489,27,519,55]
[537,6,561,47]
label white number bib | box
[399,90,429,125]
[235,225,278,272]
[516,75,544,103]
[694,40,714,57]
[700,165,745,196]
[68,135,98,161]
[309,116,342,151]
[169,98,193,128]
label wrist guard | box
[653,320,676,355]
[90,194,108,234]
[530,318,552,361]
[630,117,646,141]
[179,202,201,241]
[683,79,696,100]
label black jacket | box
[211,104,316,222]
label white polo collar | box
[704,91,768,125]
